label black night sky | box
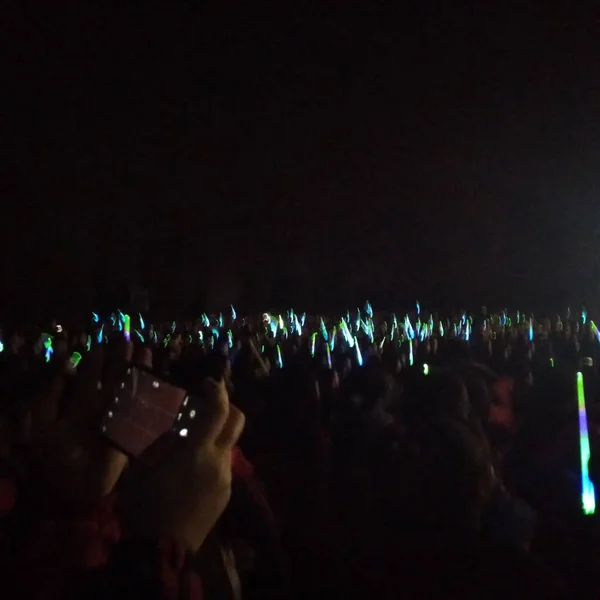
[3,4,600,318]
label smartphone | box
[101,366,190,457]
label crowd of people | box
[1,302,600,599]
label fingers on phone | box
[215,404,245,450]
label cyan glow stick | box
[219,313,223,328]
[139,313,145,330]
[416,300,420,315]
[404,315,414,340]
[354,336,363,366]
[135,330,144,342]
[301,313,306,327]
[97,324,104,344]
[529,319,534,342]
[198,331,204,343]
[211,328,220,340]
[576,372,596,515]
[92,312,99,323]
[320,318,328,341]
[365,301,373,318]
[439,321,445,337]
[583,309,587,325]
[123,314,131,341]
[408,339,414,366]
[0,339,3,353]
[231,305,237,320]
[202,314,210,328]
[330,327,336,351]
[295,314,302,336]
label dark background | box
[2,3,600,319]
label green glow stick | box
[423,363,429,375]
[123,314,131,341]
[576,372,596,515]
[70,351,82,369]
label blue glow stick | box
[577,372,596,515]
[355,336,363,366]
[139,313,145,330]
[97,324,104,344]
[42,334,53,363]
[92,312,99,323]
[231,305,237,320]
[583,308,587,325]
[365,301,373,318]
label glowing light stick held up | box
[311,333,317,357]
[583,308,587,325]
[231,305,237,321]
[365,301,373,318]
[276,345,283,369]
[139,313,145,330]
[227,330,233,348]
[202,314,210,328]
[320,318,328,341]
[529,319,534,342]
[123,314,131,341]
[86,335,91,351]
[92,312,99,323]
[354,336,363,366]
[97,324,104,344]
[326,344,332,369]
[135,330,144,342]
[423,363,430,376]
[416,300,420,315]
[408,339,414,366]
[576,372,596,515]
[42,334,53,363]
[0,338,4,353]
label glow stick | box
[550,358,554,368]
[278,315,284,331]
[311,332,317,357]
[591,321,600,343]
[583,309,587,325]
[326,344,332,369]
[529,319,534,342]
[301,313,306,327]
[404,315,414,340]
[0,339,3,352]
[92,312,99,323]
[416,300,420,315]
[97,324,104,344]
[231,305,237,320]
[202,314,210,327]
[408,339,414,366]
[295,314,302,336]
[211,328,219,340]
[163,334,171,347]
[86,335,91,351]
[365,301,373,318]
[42,334,53,363]
[123,314,131,341]
[276,344,283,368]
[139,313,145,330]
[354,336,363,366]
[227,330,233,348]
[330,327,336,351]
[339,319,354,347]
[439,321,445,337]
[379,336,386,350]
[218,313,223,328]
[70,352,82,368]
[171,321,176,333]
[135,330,144,342]
[576,372,596,515]
[423,363,429,376]
[517,310,520,324]
[320,318,328,341]
[465,320,470,341]
[198,331,204,343]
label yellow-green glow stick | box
[576,372,596,515]
[123,314,131,341]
